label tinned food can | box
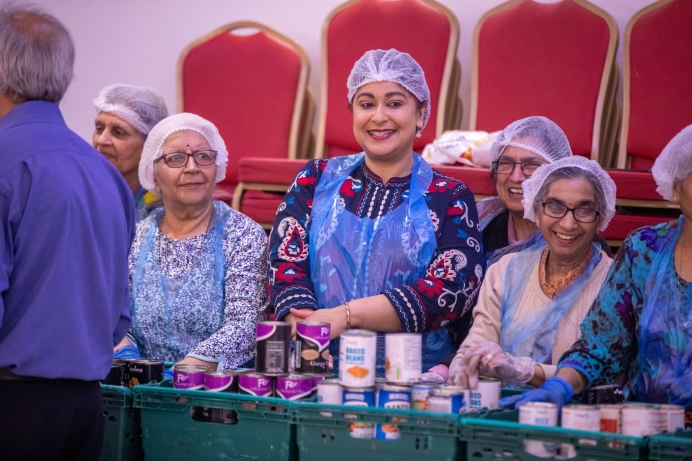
[469,378,500,412]
[128,360,164,387]
[305,373,336,390]
[172,364,208,390]
[427,386,469,414]
[411,384,436,411]
[585,384,625,405]
[296,321,330,374]
[599,404,622,433]
[105,361,126,386]
[656,404,685,433]
[384,333,422,384]
[339,330,377,388]
[561,404,602,458]
[204,371,240,393]
[375,384,411,440]
[621,403,666,437]
[255,321,291,375]
[238,373,274,397]
[519,402,558,458]
[317,379,343,417]
[343,386,376,439]
[276,374,315,400]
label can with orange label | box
[339,330,377,387]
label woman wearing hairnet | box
[93,84,168,221]
[448,156,615,389]
[504,126,692,424]
[268,49,485,375]
[113,113,269,372]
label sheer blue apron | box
[500,241,602,368]
[636,216,692,409]
[130,201,228,361]
[310,152,455,376]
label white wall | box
[39,0,655,142]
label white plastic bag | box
[422,130,499,168]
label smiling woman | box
[112,113,270,373]
[447,156,616,389]
[268,49,486,376]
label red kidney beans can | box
[238,373,274,397]
[128,360,164,387]
[275,374,315,400]
[173,364,208,390]
[256,321,291,375]
[296,321,330,373]
[585,384,625,405]
[204,371,240,393]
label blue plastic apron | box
[310,153,455,375]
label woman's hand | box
[284,308,316,338]
[290,305,348,340]
[476,341,535,385]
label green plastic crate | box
[100,384,143,461]
[294,401,461,461]
[459,408,647,460]
[132,382,297,461]
[648,429,692,460]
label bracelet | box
[344,302,351,330]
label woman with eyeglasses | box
[112,113,269,371]
[447,156,616,389]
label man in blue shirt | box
[0,5,134,460]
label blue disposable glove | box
[163,368,174,381]
[499,376,574,409]
[113,344,142,360]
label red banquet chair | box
[235,0,464,228]
[469,0,619,164]
[604,0,692,244]
[177,21,314,227]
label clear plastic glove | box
[475,341,535,385]
[449,348,483,388]
[420,371,446,384]
[113,345,141,360]
[499,376,574,409]
[163,368,174,381]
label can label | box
[276,375,314,400]
[204,372,238,393]
[599,405,622,433]
[173,365,208,390]
[317,380,343,417]
[128,360,164,387]
[256,322,290,374]
[238,374,274,397]
[339,330,377,387]
[105,362,125,386]
[343,386,376,439]
[375,387,411,440]
[519,402,558,458]
[585,384,625,405]
[296,322,330,373]
[469,379,500,411]
[411,384,435,411]
[384,333,422,384]
[428,394,464,414]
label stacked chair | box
[178,21,314,228]
[234,0,463,228]
[602,0,692,244]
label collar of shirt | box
[361,161,412,188]
[0,101,65,133]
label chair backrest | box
[617,0,692,170]
[470,0,617,160]
[315,0,459,158]
[179,21,310,187]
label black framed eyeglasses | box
[494,158,544,176]
[155,150,217,168]
[541,201,600,223]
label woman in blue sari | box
[268,49,485,375]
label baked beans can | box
[657,404,685,433]
[427,387,469,414]
[105,361,126,386]
[296,321,330,373]
[317,379,343,417]
[519,402,558,458]
[343,386,376,439]
[375,384,411,440]
[561,404,602,458]
[255,321,291,375]
[384,333,422,384]
[599,404,622,433]
[204,371,239,393]
[621,403,667,437]
[172,364,208,390]
[339,330,377,387]
[238,373,274,397]
[128,360,164,387]
[469,378,500,411]
[411,384,436,411]
[276,374,315,400]
[585,384,625,405]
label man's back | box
[0,101,134,380]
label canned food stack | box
[104,358,164,387]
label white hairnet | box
[522,156,616,231]
[347,49,431,130]
[139,113,228,192]
[652,124,692,201]
[94,84,168,135]
[490,116,572,164]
